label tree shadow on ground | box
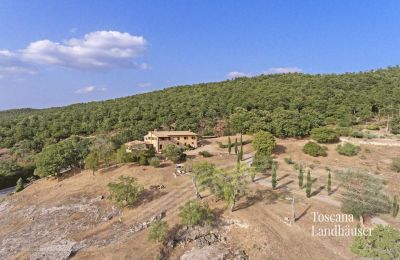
[311,185,325,197]
[328,184,342,196]
[131,189,167,207]
[234,189,283,211]
[295,205,312,221]
[273,145,287,155]
[277,173,290,182]
[99,164,122,173]
[255,174,270,181]
[311,178,318,184]
[276,180,294,190]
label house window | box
[184,137,188,140]
[184,142,187,146]
[192,136,195,139]
[191,142,194,145]
[159,144,163,150]
[177,137,180,140]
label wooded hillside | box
[1,67,400,152]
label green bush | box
[351,225,400,259]
[217,140,251,149]
[162,145,185,163]
[366,124,380,130]
[390,117,400,134]
[336,143,360,156]
[107,176,143,207]
[252,131,276,155]
[179,200,214,227]
[310,127,339,143]
[251,153,273,173]
[391,158,400,173]
[148,220,169,243]
[198,150,212,157]
[149,157,160,168]
[15,177,24,192]
[303,141,327,157]
[334,127,352,137]
[351,131,364,138]
[139,155,149,165]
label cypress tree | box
[271,162,277,189]
[306,170,312,198]
[234,138,238,154]
[298,166,304,188]
[228,136,232,154]
[327,171,332,195]
[392,195,399,218]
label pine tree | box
[15,177,24,192]
[228,136,232,154]
[327,171,332,195]
[298,166,304,188]
[271,162,277,189]
[306,170,312,198]
[392,195,399,218]
[234,138,238,155]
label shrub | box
[310,127,339,143]
[162,145,185,163]
[107,176,143,207]
[252,131,276,155]
[148,220,169,243]
[366,124,380,130]
[390,117,400,134]
[139,155,149,165]
[303,141,327,157]
[351,225,400,259]
[149,157,160,168]
[179,200,214,227]
[391,158,400,173]
[336,143,360,156]
[335,127,352,137]
[251,153,273,173]
[216,140,251,149]
[198,150,212,157]
[15,177,24,192]
[351,131,364,138]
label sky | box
[1,1,400,110]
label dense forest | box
[1,67,400,187]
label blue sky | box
[1,1,400,110]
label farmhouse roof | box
[147,131,197,137]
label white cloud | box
[263,67,303,74]
[0,31,148,79]
[226,71,250,79]
[136,82,152,88]
[0,50,37,79]
[21,31,147,70]
[70,28,78,34]
[74,85,107,94]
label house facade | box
[144,130,198,153]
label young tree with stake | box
[271,162,277,189]
[327,170,332,195]
[298,166,304,188]
[228,136,232,154]
[306,170,312,198]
